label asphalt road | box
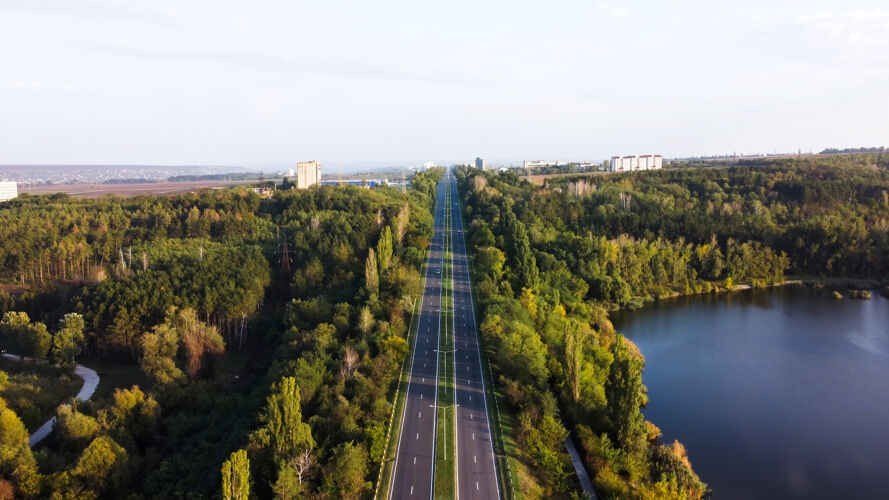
[389,176,447,500]
[449,173,500,500]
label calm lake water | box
[612,287,889,499]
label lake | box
[612,287,889,499]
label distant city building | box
[0,181,17,202]
[321,178,390,188]
[610,155,663,172]
[296,161,321,189]
[286,167,295,177]
[523,160,558,169]
[475,157,486,170]
[251,186,275,198]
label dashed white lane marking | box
[414,457,417,464]
[416,433,419,440]
[472,433,475,440]
[474,455,477,463]
[411,485,414,495]
[418,411,421,418]
[476,481,479,491]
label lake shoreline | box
[632,276,886,310]
[615,287,889,498]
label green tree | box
[365,248,379,295]
[0,400,40,497]
[323,442,369,500]
[55,404,99,450]
[72,436,128,496]
[357,306,374,336]
[255,377,314,463]
[377,226,393,275]
[503,208,538,290]
[140,322,185,387]
[605,335,646,452]
[52,313,85,368]
[221,449,250,500]
[20,321,51,361]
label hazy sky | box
[1,0,888,166]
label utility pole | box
[276,225,292,272]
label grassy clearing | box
[80,359,149,403]
[0,357,81,432]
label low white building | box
[0,181,17,202]
[610,155,663,172]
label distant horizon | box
[1,144,886,174]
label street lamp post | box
[429,403,459,458]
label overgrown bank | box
[455,154,889,499]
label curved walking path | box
[1,353,100,447]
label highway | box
[449,172,500,500]
[388,175,446,500]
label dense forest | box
[0,169,443,498]
[455,154,888,498]
[1,155,887,498]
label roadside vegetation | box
[0,168,444,498]
[454,153,889,499]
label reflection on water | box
[613,287,889,499]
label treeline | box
[820,146,886,155]
[76,240,270,355]
[0,189,268,285]
[457,167,706,498]
[0,168,444,498]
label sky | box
[1,0,888,168]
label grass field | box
[19,180,260,198]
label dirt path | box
[0,353,100,447]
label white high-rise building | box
[610,155,663,172]
[475,157,486,169]
[296,161,321,189]
[0,182,17,202]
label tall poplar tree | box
[258,377,315,463]
[221,449,250,500]
[605,335,646,452]
[365,248,378,295]
[376,226,393,274]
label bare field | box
[19,180,258,198]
